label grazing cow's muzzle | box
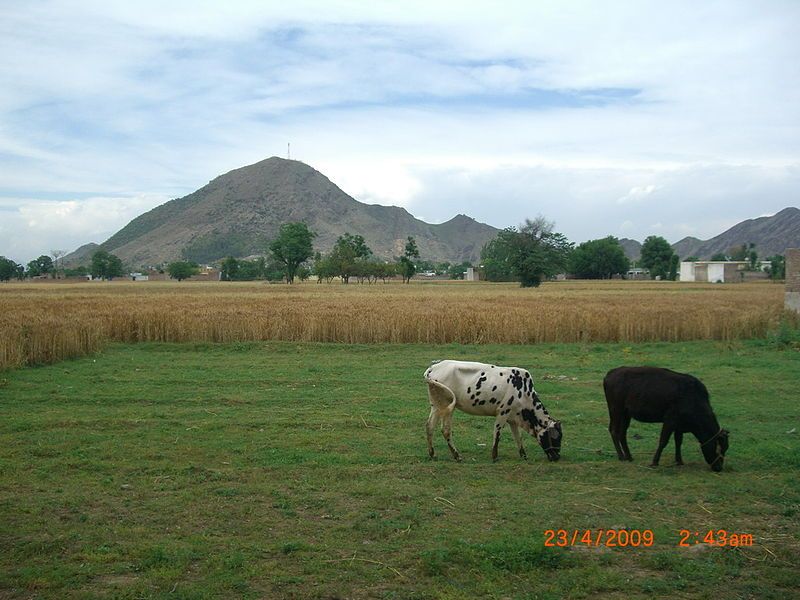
[702,428,729,472]
[540,421,563,462]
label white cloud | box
[0,1,798,262]
[0,195,168,262]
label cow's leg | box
[609,418,624,460]
[608,411,628,460]
[509,421,527,459]
[618,413,633,461]
[674,430,684,465]
[441,411,461,462]
[427,381,459,461]
[425,406,439,459]
[491,416,510,462]
[651,421,674,467]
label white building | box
[679,261,768,283]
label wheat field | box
[0,279,790,370]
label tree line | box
[0,219,788,284]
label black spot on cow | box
[467,387,471,394]
[525,371,529,379]
[489,398,497,404]
[476,391,481,396]
[479,400,486,405]
[518,390,522,398]
[492,385,497,391]
[507,398,514,406]
[520,408,538,429]
[470,394,475,400]
[481,371,485,376]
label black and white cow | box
[603,366,729,472]
[424,360,562,462]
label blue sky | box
[1,1,798,263]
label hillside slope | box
[66,157,498,267]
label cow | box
[424,360,562,462]
[603,366,729,472]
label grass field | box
[1,338,798,599]
[0,279,791,370]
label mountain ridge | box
[65,157,499,267]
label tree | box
[640,235,678,280]
[710,252,728,261]
[51,249,66,278]
[767,255,785,280]
[268,222,316,283]
[220,256,240,281]
[448,261,472,280]
[167,261,199,281]
[748,248,759,270]
[481,217,572,287]
[90,250,125,280]
[569,236,630,279]
[26,255,54,278]
[0,256,19,282]
[480,228,517,281]
[328,233,373,283]
[398,236,420,284]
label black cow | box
[603,366,729,472]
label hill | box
[65,158,498,267]
[617,208,798,262]
[671,207,800,259]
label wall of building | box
[786,249,800,313]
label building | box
[679,261,769,283]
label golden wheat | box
[0,279,791,369]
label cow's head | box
[700,428,729,472]
[538,420,562,462]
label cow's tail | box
[426,379,457,415]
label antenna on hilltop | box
[287,142,291,160]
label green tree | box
[90,250,125,280]
[481,217,572,287]
[268,222,316,283]
[329,233,373,283]
[448,261,472,280]
[26,255,54,278]
[167,261,199,281]
[0,256,20,281]
[640,235,677,280]
[569,236,630,279]
[220,256,240,281]
[398,236,420,284]
[313,253,337,283]
[767,255,785,280]
[710,252,728,261]
[480,228,517,281]
[748,248,759,270]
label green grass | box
[1,340,798,598]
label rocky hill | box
[671,207,800,259]
[618,208,798,261]
[64,157,499,268]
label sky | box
[1,0,798,263]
